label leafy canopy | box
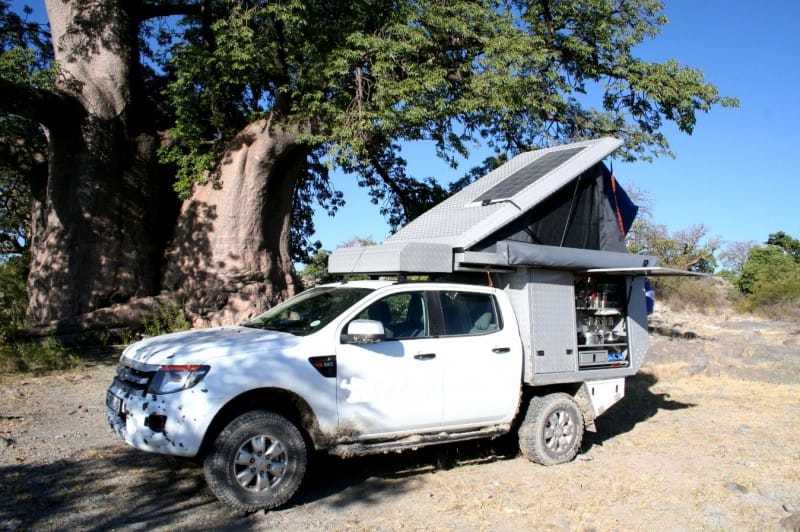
[158,0,737,245]
[1,1,737,262]
[739,232,800,295]
[0,0,54,256]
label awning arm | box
[583,266,709,277]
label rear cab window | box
[438,291,500,336]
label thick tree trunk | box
[26,1,167,324]
[163,119,305,326]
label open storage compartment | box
[574,275,630,369]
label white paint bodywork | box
[108,325,339,456]
[333,283,523,438]
[107,281,525,457]
[584,378,626,417]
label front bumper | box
[107,380,223,457]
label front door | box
[336,291,443,437]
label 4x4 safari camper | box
[329,137,679,382]
[108,137,691,512]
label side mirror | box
[342,319,386,344]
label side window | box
[440,291,499,336]
[356,292,428,339]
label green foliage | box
[0,336,81,374]
[299,249,336,288]
[141,300,191,337]
[299,236,378,287]
[736,232,800,320]
[0,254,27,330]
[766,231,800,262]
[0,255,80,374]
[738,244,800,294]
[737,276,800,320]
[0,1,55,256]
[158,0,736,245]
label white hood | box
[122,326,300,367]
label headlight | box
[148,365,210,395]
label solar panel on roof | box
[473,147,586,204]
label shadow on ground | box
[0,372,693,529]
[583,371,695,451]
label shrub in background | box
[0,256,81,374]
[736,238,800,321]
[141,300,191,337]
[654,276,729,313]
[738,276,800,320]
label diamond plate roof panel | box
[387,137,622,249]
[329,137,624,274]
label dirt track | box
[1,311,799,531]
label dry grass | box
[2,315,798,531]
[324,369,800,531]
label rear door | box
[436,289,522,426]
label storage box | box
[579,350,610,366]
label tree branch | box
[139,0,202,21]
[0,77,85,128]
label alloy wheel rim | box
[233,434,288,492]
[544,409,575,453]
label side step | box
[330,424,510,457]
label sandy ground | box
[1,309,799,531]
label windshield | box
[243,286,374,336]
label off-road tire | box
[518,393,584,466]
[204,410,307,513]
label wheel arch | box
[199,387,324,458]
[516,382,585,427]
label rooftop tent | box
[328,137,653,274]
[472,161,638,253]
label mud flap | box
[574,377,625,428]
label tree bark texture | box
[26,0,169,324]
[163,119,303,327]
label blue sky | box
[312,1,800,253]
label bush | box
[736,241,800,321]
[653,276,730,313]
[737,276,800,321]
[0,256,81,374]
[141,300,191,337]
[0,336,81,374]
[0,255,28,332]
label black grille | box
[114,364,156,394]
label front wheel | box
[204,410,307,512]
[518,393,584,466]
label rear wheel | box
[519,393,584,466]
[204,410,307,512]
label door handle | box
[492,347,511,354]
[414,353,436,360]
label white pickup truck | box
[108,138,677,512]
[107,276,647,512]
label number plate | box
[106,391,122,414]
